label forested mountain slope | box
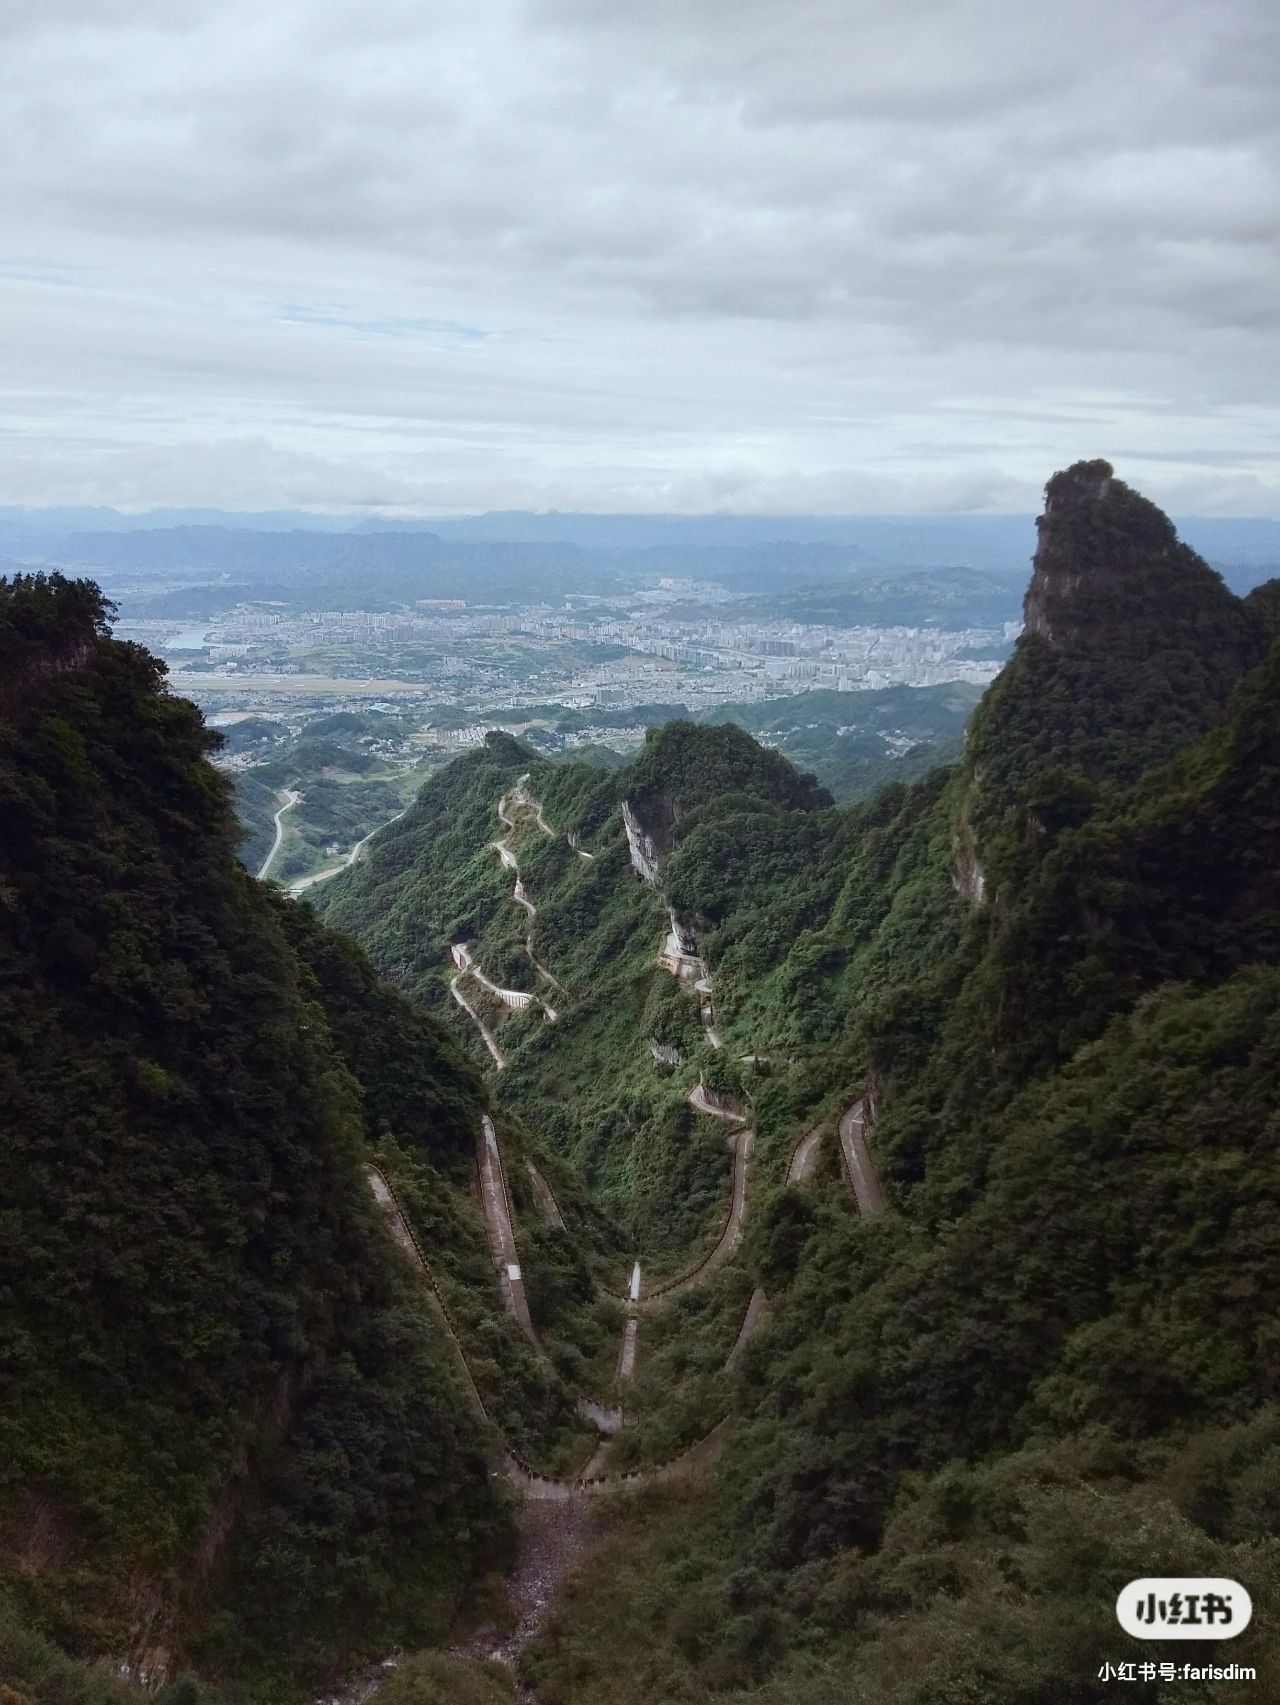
[0,575,528,1702]
[701,681,984,803]
[4,455,1277,1705]
[323,465,1280,1703]
[315,718,827,1259]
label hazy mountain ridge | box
[43,528,624,610]
[5,509,1276,612]
[5,504,1278,570]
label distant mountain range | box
[3,506,1277,595]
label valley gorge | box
[3,462,1280,1705]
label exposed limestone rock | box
[648,1039,682,1066]
[951,803,987,907]
[1024,458,1117,644]
[621,799,662,883]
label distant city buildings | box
[118,580,1018,730]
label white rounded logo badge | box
[1116,1579,1252,1640]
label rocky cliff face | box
[1023,458,1118,642]
[621,798,663,883]
[948,460,1268,909]
[1021,457,1188,646]
[951,802,986,907]
[964,460,1265,808]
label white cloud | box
[0,0,1277,513]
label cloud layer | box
[2,0,1277,513]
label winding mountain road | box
[408,782,884,1496]
[256,788,300,880]
[640,1124,753,1308]
[526,1161,566,1230]
[786,1125,825,1184]
[449,976,505,1069]
[479,1115,535,1339]
[478,1119,622,1432]
[657,896,724,1051]
[512,774,555,837]
[343,786,897,1702]
[367,1162,728,1495]
[688,1081,746,1122]
[450,941,555,1044]
[369,1159,729,1493]
[838,1097,885,1216]
[488,779,569,1003]
[288,808,406,896]
[785,1105,885,1211]
[369,1091,880,1511]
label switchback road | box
[479,1115,535,1339]
[449,976,505,1069]
[838,1097,885,1215]
[490,782,568,998]
[256,788,300,880]
[786,1125,825,1184]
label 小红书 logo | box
[1116,1579,1252,1640]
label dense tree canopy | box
[6,459,1279,1705]
[330,471,1280,1703]
[0,574,507,1700]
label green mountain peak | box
[959,462,1267,903]
[5,455,1280,1705]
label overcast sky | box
[1,0,1277,516]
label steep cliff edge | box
[621,719,830,873]
[0,574,506,1699]
[954,458,1266,907]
